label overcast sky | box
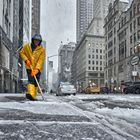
[40,0,76,71]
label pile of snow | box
[0,101,84,116]
[95,107,140,122]
[120,0,129,3]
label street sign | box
[130,55,140,66]
[132,71,137,76]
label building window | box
[130,35,133,44]
[100,55,102,59]
[108,50,113,57]
[114,57,116,63]
[134,33,136,42]
[138,3,140,13]
[92,61,94,65]
[96,67,98,70]
[100,67,102,71]
[119,22,121,29]
[96,61,98,65]
[106,45,107,50]
[114,37,116,44]
[108,31,113,39]
[118,29,126,40]
[108,59,112,65]
[100,61,102,65]
[138,17,140,26]
[96,49,98,53]
[114,47,116,54]
[92,67,94,70]
[134,20,136,30]
[114,66,116,76]
[96,55,98,59]
[89,60,91,64]
[114,27,116,34]
[108,40,113,48]
[88,73,98,77]
[108,21,112,31]
[119,40,127,60]
[105,36,107,42]
[130,48,133,55]
[138,30,140,40]
[130,23,132,32]
[118,64,123,73]
[108,68,112,77]
[88,67,91,70]
[124,16,126,23]
[92,55,94,59]
[100,73,104,77]
[130,10,132,19]
[89,55,91,58]
[133,5,136,16]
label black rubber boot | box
[26,94,37,101]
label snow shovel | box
[30,66,45,100]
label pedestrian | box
[20,34,45,101]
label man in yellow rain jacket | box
[20,34,45,101]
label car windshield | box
[62,85,75,89]
[133,82,140,85]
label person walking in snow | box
[20,34,45,101]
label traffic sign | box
[130,55,139,66]
[132,71,137,76]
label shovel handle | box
[30,66,45,100]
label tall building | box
[72,0,114,90]
[104,0,137,91]
[18,0,31,92]
[12,0,20,92]
[93,0,114,19]
[13,0,19,52]
[76,0,94,42]
[0,0,14,92]
[58,42,76,83]
[23,0,30,43]
[0,0,31,93]
[22,0,31,84]
[72,34,105,90]
[31,0,40,37]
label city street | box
[0,93,140,139]
[1,0,140,139]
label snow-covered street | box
[0,93,140,139]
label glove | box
[25,60,32,67]
[31,69,39,76]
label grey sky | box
[40,0,76,71]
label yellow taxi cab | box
[85,85,100,94]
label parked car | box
[84,85,100,94]
[123,82,133,94]
[100,87,109,94]
[56,84,76,96]
[123,81,140,94]
[132,82,140,94]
